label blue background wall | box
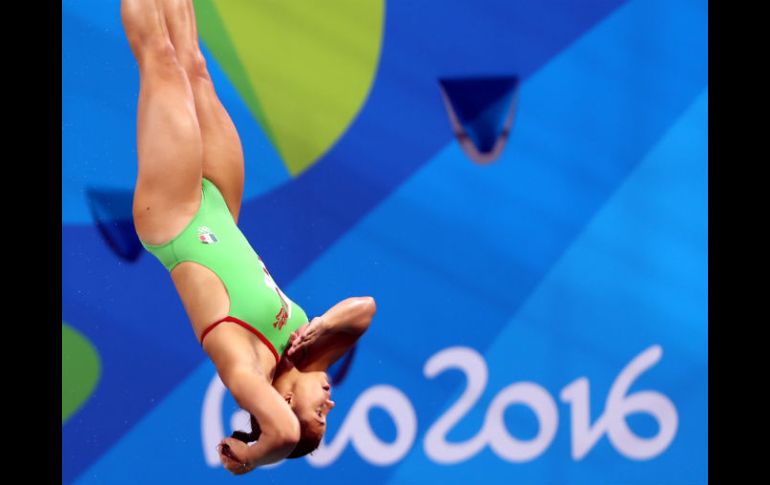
[62,0,708,483]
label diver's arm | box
[321,296,377,336]
[286,296,376,371]
[220,366,300,468]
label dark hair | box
[231,413,322,459]
[231,413,261,443]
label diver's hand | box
[217,438,256,475]
[287,317,327,361]
[287,325,308,352]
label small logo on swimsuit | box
[197,226,218,244]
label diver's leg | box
[160,0,245,222]
[122,0,204,245]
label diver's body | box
[121,0,375,474]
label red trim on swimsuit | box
[200,316,280,363]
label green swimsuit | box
[140,178,308,362]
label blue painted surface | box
[440,76,520,152]
[62,0,707,483]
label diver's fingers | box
[288,341,302,356]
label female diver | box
[120,0,376,475]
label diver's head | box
[273,369,335,458]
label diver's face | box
[292,371,335,429]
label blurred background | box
[62,0,707,483]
